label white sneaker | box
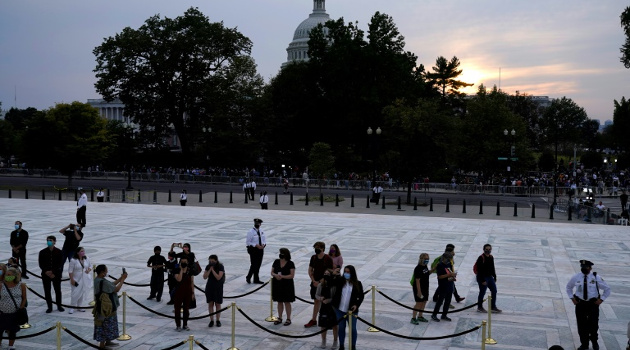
[69,308,74,314]
[320,340,326,349]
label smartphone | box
[122,267,126,274]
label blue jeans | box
[335,308,358,349]
[477,276,497,309]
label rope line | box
[62,327,102,349]
[26,286,94,309]
[237,307,332,339]
[25,268,70,282]
[295,296,314,305]
[0,325,56,340]
[159,339,188,350]
[108,274,167,287]
[194,340,211,350]
[127,295,229,320]
[193,280,270,299]
[376,290,480,313]
[355,314,481,340]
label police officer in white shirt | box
[245,218,266,284]
[76,189,88,227]
[566,260,611,350]
[96,188,105,202]
[259,191,269,210]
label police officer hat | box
[253,218,263,223]
[579,260,594,267]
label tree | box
[621,6,630,68]
[93,7,262,158]
[308,142,335,180]
[539,97,589,156]
[507,92,543,149]
[427,56,473,99]
[611,97,630,151]
[21,102,111,185]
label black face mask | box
[315,248,322,255]
[181,263,188,268]
[254,224,260,228]
[581,267,590,274]
[279,254,285,259]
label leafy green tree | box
[621,6,630,68]
[308,142,335,180]
[507,92,543,149]
[22,102,111,185]
[611,97,630,151]
[539,97,589,157]
[93,7,262,159]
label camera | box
[122,268,126,274]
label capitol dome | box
[283,0,331,66]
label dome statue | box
[283,0,331,67]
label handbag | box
[192,261,202,276]
[4,282,28,325]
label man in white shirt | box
[245,218,266,284]
[259,191,269,210]
[96,188,105,202]
[566,260,611,350]
[76,189,88,227]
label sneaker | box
[440,316,452,322]
[147,296,155,300]
[58,306,65,312]
[417,316,428,322]
[304,319,317,328]
[77,308,86,312]
[208,320,214,327]
[430,315,440,322]
[46,308,53,313]
[183,326,190,331]
[320,340,327,349]
[477,307,487,313]
[69,308,74,314]
[455,297,465,303]
[449,304,455,309]
[331,340,338,349]
[491,308,502,313]
[216,320,221,327]
[175,327,181,332]
[410,317,419,325]
[156,298,161,302]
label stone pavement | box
[1,197,629,350]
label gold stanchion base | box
[227,347,239,350]
[264,316,279,322]
[117,334,132,341]
[367,327,380,332]
[485,337,497,345]
[89,300,95,306]
[20,323,32,329]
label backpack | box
[409,273,415,286]
[473,254,485,275]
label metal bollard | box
[230,191,233,203]
[320,193,324,206]
[397,196,401,210]
[168,189,172,202]
[290,192,293,205]
[366,195,370,208]
[381,195,385,209]
[496,202,500,216]
[462,199,466,213]
[351,194,354,207]
[25,189,29,199]
[568,205,572,221]
[274,192,278,205]
[485,295,496,344]
[549,205,554,220]
[513,202,517,217]
[367,285,379,332]
[244,193,248,204]
[479,200,483,215]
[199,190,202,203]
[446,199,450,212]
[153,190,157,203]
[265,278,278,322]
[91,189,94,202]
[531,203,536,218]
[413,197,417,210]
[42,189,46,200]
[335,194,339,207]
[107,188,110,202]
[305,193,309,206]
[137,189,141,203]
[8,189,11,199]
[117,292,132,340]
[122,189,126,202]
[215,191,218,203]
[430,197,433,211]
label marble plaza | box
[1,198,629,350]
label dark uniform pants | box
[246,246,264,282]
[576,298,600,347]
[76,205,87,226]
[42,273,62,309]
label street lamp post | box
[125,128,136,191]
[503,129,516,191]
[202,127,212,165]
[367,127,382,186]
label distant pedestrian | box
[97,188,105,202]
[179,190,187,206]
[328,244,343,269]
[93,264,127,349]
[147,246,167,302]
[432,244,465,304]
[476,244,502,313]
[283,178,289,193]
[566,259,611,350]
[260,191,269,210]
[0,267,27,350]
[76,189,87,227]
[10,220,29,279]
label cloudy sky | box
[1,0,628,121]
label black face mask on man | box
[315,248,322,255]
[581,267,590,274]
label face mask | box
[181,263,188,268]
[581,267,590,274]
[183,248,189,253]
[47,241,54,247]
[315,248,322,255]
[484,250,491,254]
[254,224,260,228]
[343,272,351,280]
[4,276,15,282]
[279,254,285,259]
[79,251,85,257]
[208,261,216,266]
[423,259,430,265]
[329,249,336,254]
[14,224,20,230]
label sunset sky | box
[1,0,628,122]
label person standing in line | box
[96,188,105,202]
[245,218,266,284]
[331,265,364,350]
[431,252,456,322]
[476,244,502,313]
[0,267,27,350]
[93,264,127,349]
[147,246,167,302]
[59,223,84,266]
[566,260,611,350]
[179,190,187,206]
[76,189,88,227]
[260,191,269,210]
[411,253,431,324]
[173,256,195,331]
[203,254,225,328]
[165,251,178,305]
[67,246,92,314]
[38,235,64,313]
[305,242,334,328]
[316,268,338,349]
[271,248,295,326]
[432,244,465,304]
[329,244,343,269]
[10,221,29,279]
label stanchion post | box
[43,188,46,200]
[335,194,339,207]
[549,205,554,220]
[199,190,202,203]
[290,192,293,205]
[479,200,483,214]
[347,311,353,350]
[9,188,12,199]
[57,321,62,350]
[228,303,239,350]
[485,295,496,344]
[481,320,487,350]
[265,278,278,322]
[462,199,467,213]
[367,285,379,332]
[568,205,572,221]
[117,292,132,341]
[305,193,309,206]
[274,192,278,205]
[413,197,417,210]
[188,335,194,350]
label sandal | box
[273,318,282,325]
[284,319,292,326]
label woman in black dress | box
[203,254,225,327]
[271,247,295,325]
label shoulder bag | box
[5,282,28,325]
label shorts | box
[413,284,428,302]
[310,283,318,300]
